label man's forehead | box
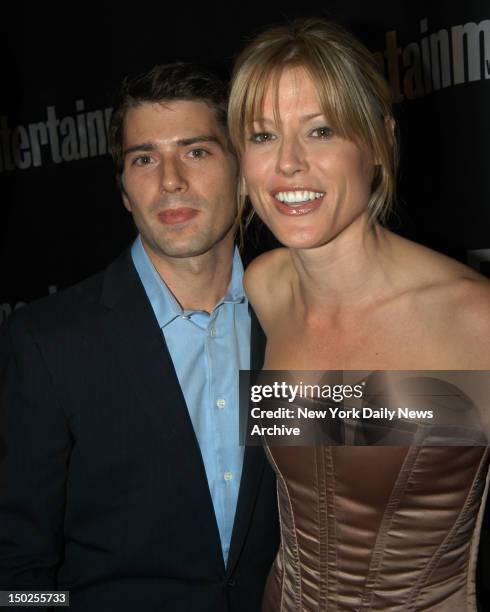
[123,100,224,143]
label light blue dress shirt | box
[131,236,250,566]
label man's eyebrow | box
[177,135,222,147]
[123,135,223,158]
[123,142,156,157]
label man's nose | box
[160,157,188,192]
[275,137,308,177]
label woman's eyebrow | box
[251,112,325,124]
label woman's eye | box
[249,132,275,144]
[310,126,334,139]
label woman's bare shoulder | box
[386,232,483,295]
[443,278,490,366]
[446,274,490,330]
[244,248,291,291]
[392,234,490,364]
[388,232,480,281]
[244,248,292,324]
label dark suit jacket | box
[0,249,279,611]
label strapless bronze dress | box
[263,445,489,611]
[260,376,490,611]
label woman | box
[228,18,490,611]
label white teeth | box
[275,190,325,205]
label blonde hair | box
[228,18,398,241]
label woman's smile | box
[242,66,375,249]
[270,187,326,215]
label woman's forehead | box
[250,66,325,119]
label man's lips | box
[269,187,325,216]
[157,207,200,225]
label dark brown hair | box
[109,62,229,187]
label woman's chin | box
[272,229,329,250]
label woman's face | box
[242,66,375,249]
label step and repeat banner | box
[1,1,489,322]
[1,0,489,601]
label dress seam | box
[409,447,490,611]
[316,446,329,610]
[466,449,490,610]
[360,446,419,610]
[324,446,338,611]
[265,444,303,611]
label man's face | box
[121,100,237,260]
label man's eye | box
[133,155,153,166]
[249,132,275,144]
[310,126,334,139]
[188,149,208,159]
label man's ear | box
[119,175,132,212]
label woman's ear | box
[373,116,396,166]
[384,116,396,148]
[239,174,248,197]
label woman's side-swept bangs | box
[228,18,398,235]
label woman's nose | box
[275,137,308,176]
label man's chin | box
[140,224,235,262]
[147,238,219,260]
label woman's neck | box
[289,214,400,313]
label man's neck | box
[143,236,236,313]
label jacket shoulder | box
[3,248,134,340]
[8,269,105,335]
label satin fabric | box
[262,444,489,611]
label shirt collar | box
[222,246,246,305]
[131,236,246,330]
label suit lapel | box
[227,309,268,574]
[249,309,266,372]
[100,249,224,563]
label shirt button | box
[209,326,216,338]
[181,314,190,320]
[224,471,233,481]
[216,398,226,409]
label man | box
[0,63,278,611]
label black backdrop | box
[1,0,489,603]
